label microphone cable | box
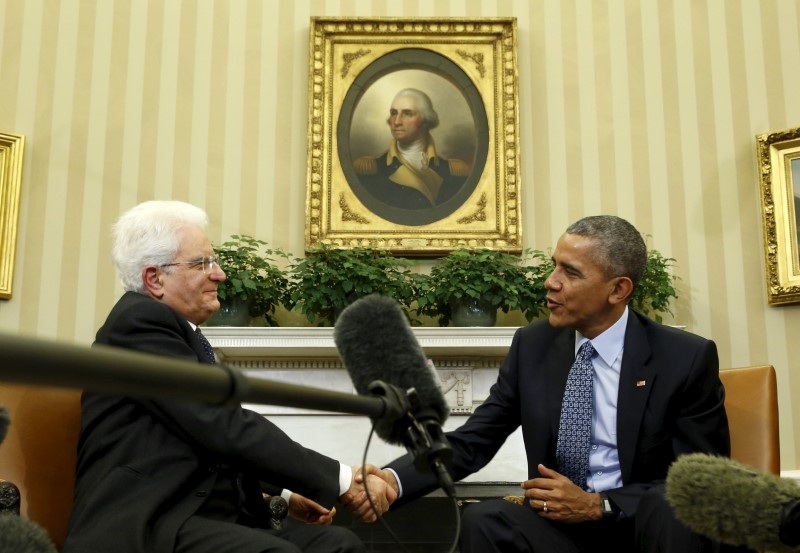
[360,420,461,553]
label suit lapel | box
[547,329,577,441]
[616,310,655,481]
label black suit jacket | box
[63,292,342,553]
[389,310,730,519]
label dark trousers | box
[459,485,755,553]
[176,515,366,553]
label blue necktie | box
[195,328,216,364]
[556,341,595,489]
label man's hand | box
[340,464,398,522]
[288,493,336,525]
[520,463,603,523]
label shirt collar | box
[575,305,628,366]
[386,135,440,165]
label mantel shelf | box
[202,325,518,359]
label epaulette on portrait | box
[448,159,471,177]
[353,157,378,175]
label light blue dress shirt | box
[577,306,628,493]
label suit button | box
[196,490,208,497]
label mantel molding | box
[202,326,518,360]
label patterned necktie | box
[195,327,216,364]
[556,341,595,489]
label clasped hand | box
[521,463,603,523]
[339,464,399,522]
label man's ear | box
[142,266,165,299]
[609,276,634,305]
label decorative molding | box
[204,326,516,415]
[203,326,517,360]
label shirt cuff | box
[339,463,353,496]
[384,467,403,498]
[280,488,293,503]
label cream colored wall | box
[0,0,798,469]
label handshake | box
[281,465,400,526]
[340,465,400,523]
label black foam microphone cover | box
[666,452,800,552]
[333,294,449,445]
[0,513,58,553]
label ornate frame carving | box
[756,126,800,305]
[0,132,24,300]
[305,17,521,256]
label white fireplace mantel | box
[202,326,517,359]
[203,325,529,483]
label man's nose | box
[211,265,226,281]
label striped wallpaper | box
[1,0,798,470]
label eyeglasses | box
[159,255,217,274]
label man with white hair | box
[63,200,394,553]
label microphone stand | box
[0,333,456,496]
[368,380,456,498]
[0,333,385,418]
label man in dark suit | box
[63,200,394,553]
[365,215,744,552]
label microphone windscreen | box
[0,405,9,445]
[666,453,800,553]
[0,513,57,553]
[333,294,449,444]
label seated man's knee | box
[332,527,366,553]
[312,525,365,553]
[461,498,533,539]
[462,499,508,528]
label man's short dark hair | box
[566,215,647,292]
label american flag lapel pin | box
[636,380,646,387]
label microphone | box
[666,453,800,552]
[0,405,9,445]
[0,332,387,418]
[0,514,58,553]
[333,294,455,496]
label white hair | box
[111,200,208,293]
[393,88,440,130]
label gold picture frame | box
[756,125,800,305]
[305,17,521,256]
[0,132,24,300]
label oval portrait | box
[338,48,489,227]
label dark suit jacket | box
[63,291,342,553]
[388,309,730,519]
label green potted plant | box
[416,248,552,327]
[416,246,679,327]
[209,234,290,327]
[631,248,680,323]
[285,243,421,326]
